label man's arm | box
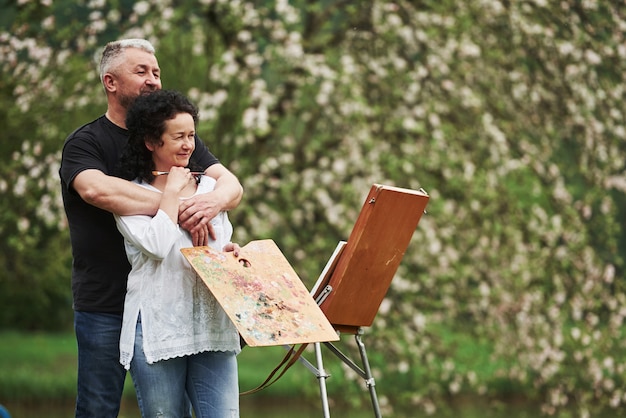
[205,163,244,210]
[72,169,161,216]
[178,163,243,233]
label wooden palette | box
[181,239,339,347]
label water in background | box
[6,393,619,417]
[2,398,370,418]
[0,398,560,418]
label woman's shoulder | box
[198,175,217,192]
[134,178,161,192]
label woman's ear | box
[144,141,155,152]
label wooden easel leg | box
[315,342,332,417]
[354,332,382,418]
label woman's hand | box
[223,242,241,257]
[191,224,210,247]
[159,167,193,225]
[164,166,193,194]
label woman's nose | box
[182,136,194,148]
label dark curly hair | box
[117,89,202,183]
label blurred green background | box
[1,0,626,416]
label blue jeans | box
[131,320,239,418]
[74,311,127,418]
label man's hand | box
[179,191,223,237]
[180,164,243,244]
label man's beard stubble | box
[119,86,158,110]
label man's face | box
[113,48,162,109]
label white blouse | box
[115,176,240,369]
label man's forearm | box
[214,174,243,211]
[205,164,243,211]
[73,169,161,216]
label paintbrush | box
[152,170,205,176]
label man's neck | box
[105,107,127,129]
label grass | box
[0,331,79,401]
[1,329,600,417]
[0,330,373,417]
[0,330,356,402]
[0,327,516,401]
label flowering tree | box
[1,0,625,415]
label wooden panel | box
[182,239,339,347]
[316,184,429,330]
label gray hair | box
[99,39,156,84]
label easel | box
[182,183,429,416]
[304,184,429,417]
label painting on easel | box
[181,239,339,347]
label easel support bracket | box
[322,340,367,380]
[318,330,381,418]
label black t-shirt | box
[59,115,218,314]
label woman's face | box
[146,112,195,171]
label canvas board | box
[313,184,429,330]
[182,239,339,347]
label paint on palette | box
[181,240,339,347]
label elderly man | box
[60,39,243,418]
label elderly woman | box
[115,89,240,418]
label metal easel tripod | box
[298,184,429,417]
